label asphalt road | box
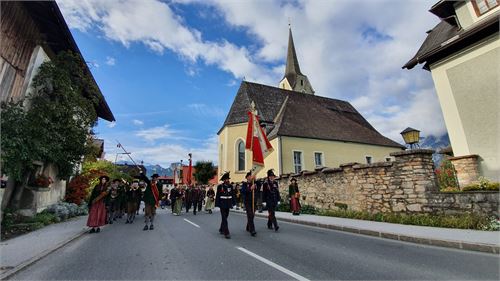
[9,207,500,280]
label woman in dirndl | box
[87,175,110,233]
[205,185,216,214]
[289,177,301,215]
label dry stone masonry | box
[278,149,498,217]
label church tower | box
[279,27,314,95]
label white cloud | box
[104,135,218,166]
[58,0,275,83]
[132,119,144,125]
[135,124,179,142]
[188,103,225,117]
[107,122,116,128]
[105,56,116,66]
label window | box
[293,151,303,174]
[237,140,245,171]
[300,79,303,86]
[314,152,323,167]
[366,156,372,164]
[472,0,499,16]
[385,157,392,162]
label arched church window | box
[237,140,245,171]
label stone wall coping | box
[433,191,499,195]
[322,167,343,174]
[449,154,479,161]
[302,170,317,176]
[280,174,290,178]
[315,166,325,172]
[339,162,361,167]
[353,162,394,170]
[390,149,435,157]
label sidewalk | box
[233,209,500,254]
[0,216,89,279]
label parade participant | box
[87,175,109,233]
[125,179,141,224]
[138,172,160,230]
[235,184,241,210]
[215,172,236,239]
[263,169,281,231]
[197,185,205,212]
[190,185,201,215]
[118,180,127,218]
[169,184,179,214]
[289,177,301,215]
[205,185,215,214]
[185,185,194,213]
[241,171,257,236]
[173,185,185,216]
[106,179,121,224]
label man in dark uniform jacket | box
[263,169,281,231]
[241,171,257,236]
[215,172,236,239]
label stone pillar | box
[449,155,480,187]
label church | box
[218,28,404,182]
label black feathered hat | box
[220,172,230,181]
[267,169,275,177]
[245,171,252,178]
[151,173,160,179]
[291,177,297,182]
[99,175,110,182]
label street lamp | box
[400,127,420,149]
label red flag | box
[246,111,273,175]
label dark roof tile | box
[220,81,404,149]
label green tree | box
[1,51,99,181]
[193,161,217,185]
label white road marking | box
[183,219,200,228]
[236,247,310,281]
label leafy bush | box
[334,202,348,210]
[435,159,459,191]
[66,174,91,205]
[301,205,318,215]
[462,177,499,192]
[317,209,493,230]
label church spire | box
[285,26,303,77]
[279,25,314,95]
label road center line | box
[183,218,200,228]
[236,247,310,281]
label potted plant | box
[31,174,54,191]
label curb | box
[233,210,500,254]
[0,228,88,280]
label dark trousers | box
[186,201,197,214]
[219,207,230,235]
[171,199,176,213]
[245,202,255,233]
[267,206,278,229]
[197,201,203,212]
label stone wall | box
[278,149,499,217]
[449,154,480,187]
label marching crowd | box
[86,169,301,239]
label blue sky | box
[58,0,444,167]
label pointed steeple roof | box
[285,27,303,81]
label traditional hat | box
[220,172,230,181]
[132,179,139,183]
[291,177,297,182]
[112,178,121,183]
[267,169,275,177]
[245,171,252,178]
[151,173,160,179]
[99,175,110,182]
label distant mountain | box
[115,161,172,177]
[143,164,172,177]
[419,133,451,166]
